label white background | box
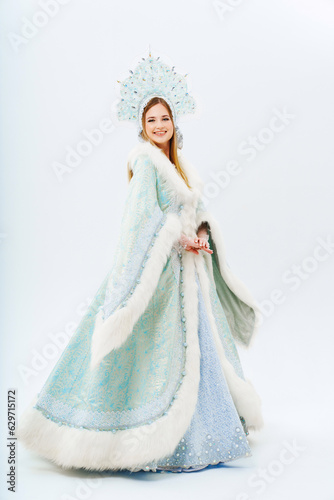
[1,0,334,499]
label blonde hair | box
[127,97,191,189]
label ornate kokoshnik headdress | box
[114,51,197,149]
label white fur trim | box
[194,255,264,431]
[127,141,204,205]
[17,251,201,471]
[90,212,183,370]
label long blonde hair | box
[127,97,191,189]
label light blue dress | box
[132,272,251,473]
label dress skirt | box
[130,271,252,473]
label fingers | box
[184,236,212,255]
[196,237,210,249]
[184,243,212,255]
[193,238,203,248]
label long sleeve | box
[101,155,164,318]
[90,154,183,369]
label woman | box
[17,55,264,473]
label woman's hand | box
[179,233,213,255]
[193,235,213,254]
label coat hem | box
[17,252,202,471]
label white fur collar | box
[127,141,203,204]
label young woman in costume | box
[18,54,264,473]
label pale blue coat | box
[17,141,263,472]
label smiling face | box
[144,102,174,148]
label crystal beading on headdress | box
[115,53,196,140]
